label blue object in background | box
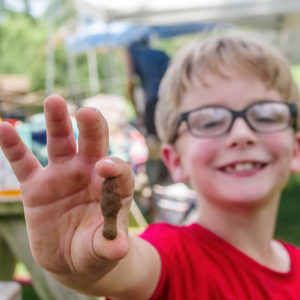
[16,122,32,150]
[65,21,229,54]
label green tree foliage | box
[0,0,78,93]
[0,14,47,90]
[0,10,127,97]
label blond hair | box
[155,32,300,143]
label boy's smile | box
[217,160,268,177]
[163,68,300,208]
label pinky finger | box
[0,122,41,182]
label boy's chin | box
[222,195,268,208]
[204,187,278,210]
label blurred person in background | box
[124,39,171,186]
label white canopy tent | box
[74,0,300,29]
[46,0,300,96]
[71,0,300,67]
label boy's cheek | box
[264,132,294,154]
[183,141,219,173]
[262,133,298,174]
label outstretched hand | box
[0,95,135,288]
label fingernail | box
[84,106,100,113]
[102,158,116,166]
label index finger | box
[44,95,77,162]
[0,122,41,182]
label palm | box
[0,95,134,280]
[21,158,101,272]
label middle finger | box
[76,107,109,162]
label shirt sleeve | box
[139,223,180,299]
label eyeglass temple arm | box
[169,115,186,144]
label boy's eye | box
[189,108,229,131]
[191,118,226,132]
[249,103,290,126]
[253,113,286,124]
[254,116,281,123]
[200,120,224,129]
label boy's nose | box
[226,118,257,149]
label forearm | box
[99,236,161,299]
[50,236,160,299]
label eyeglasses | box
[170,100,298,143]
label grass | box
[22,285,40,300]
[275,173,300,247]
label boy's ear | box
[291,132,300,173]
[160,143,189,182]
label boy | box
[1,32,300,299]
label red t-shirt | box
[139,223,300,299]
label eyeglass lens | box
[187,102,292,137]
[247,102,290,132]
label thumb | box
[93,157,135,258]
[96,156,135,201]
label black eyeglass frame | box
[170,100,298,144]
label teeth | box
[223,162,262,172]
[236,163,253,171]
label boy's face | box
[161,69,300,208]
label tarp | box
[65,21,227,54]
